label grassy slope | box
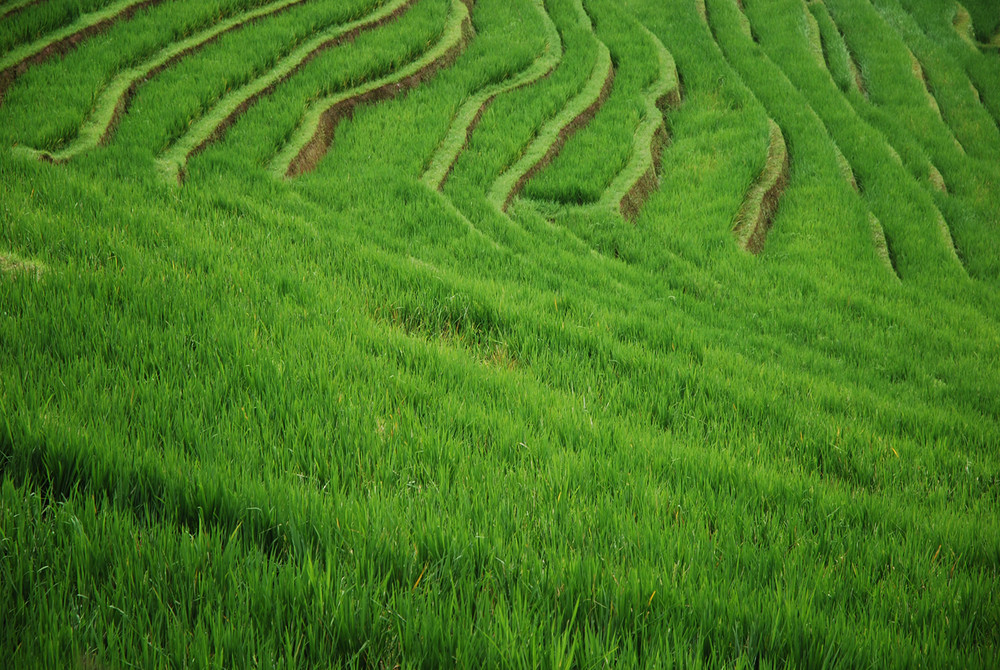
[1,0,999,667]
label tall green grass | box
[1,0,998,666]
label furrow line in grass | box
[810,0,866,98]
[731,118,789,254]
[840,30,866,97]
[699,0,796,256]
[598,24,681,221]
[420,0,561,192]
[952,1,976,47]
[0,0,169,105]
[156,0,422,184]
[272,0,473,179]
[965,78,1000,134]
[818,0,989,212]
[755,0,968,278]
[905,47,967,157]
[899,49,955,188]
[831,141,857,191]
[805,1,931,229]
[867,212,900,280]
[908,49,941,118]
[18,0,322,164]
[872,0,1000,162]
[0,0,43,20]
[802,0,825,69]
[487,1,614,213]
[732,0,755,41]
[703,1,758,56]
[714,0,908,276]
[829,116,901,277]
[806,0,855,96]
[934,208,963,268]
[695,0,708,25]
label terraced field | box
[2,0,999,667]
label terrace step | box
[272,0,473,179]
[421,0,561,192]
[0,0,45,21]
[157,0,424,183]
[732,119,789,254]
[18,0,320,164]
[952,2,976,46]
[0,0,169,105]
[599,23,681,221]
[487,0,614,212]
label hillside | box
[1,0,999,667]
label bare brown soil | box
[619,123,668,222]
[1,0,45,21]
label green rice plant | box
[169,0,453,187]
[442,0,603,203]
[820,0,1000,280]
[597,23,680,221]
[801,0,825,69]
[731,118,788,253]
[953,1,977,45]
[956,0,1000,40]
[870,0,1000,157]
[888,0,1000,131]
[805,0,865,97]
[729,0,967,282]
[807,0,857,95]
[1,0,999,665]
[1,0,287,149]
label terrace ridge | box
[421,0,562,192]
[0,0,169,105]
[21,0,321,164]
[273,0,474,179]
[952,2,976,46]
[802,0,825,69]
[599,24,681,221]
[867,213,900,280]
[157,0,422,183]
[732,119,789,254]
[487,0,614,212]
[811,0,866,98]
[0,0,44,21]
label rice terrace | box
[1,0,999,666]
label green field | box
[2,0,999,666]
